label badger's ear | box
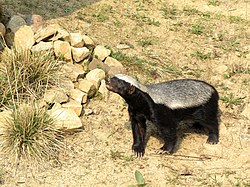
[128,84,136,94]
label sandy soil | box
[1,0,250,186]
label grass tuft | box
[0,49,61,108]
[220,93,245,109]
[0,103,64,163]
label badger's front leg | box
[129,111,147,157]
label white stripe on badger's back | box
[114,74,148,92]
[147,80,215,109]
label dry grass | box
[0,48,61,109]
[0,48,64,166]
[0,103,64,164]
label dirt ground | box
[1,0,250,186]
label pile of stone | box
[0,14,126,130]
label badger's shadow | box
[124,112,221,155]
[144,121,211,154]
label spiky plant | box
[0,103,64,163]
[0,48,61,108]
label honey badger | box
[105,74,220,157]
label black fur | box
[105,76,219,157]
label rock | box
[0,22,6,36]
[25,14,46,33]
[4,31,14,47]
[70,32,84,47]
[88,58,110,72]
[49,108,83,130]
[54,40,72,61]
[7,15,26,33]
[84,108,93,116]
[49,28,70,41]
[242,104,250,119]
[86,68,106,88]
[104,56,123,67]
[62,99,83,116]
[214,64,228,74]
[77,79,96,98]
[108,66,127,76]
[44,87,68,104]
[93,45,111,61]
[69,89,88,104]
[116,43,130,49]
[59,78,75,94]
[61,63,86,82]
[74,63,84,71]
[82,35,95,49]
[34,24,61,43]
[98,80,109,98]
[14,25,35,51]
[51,102,62,110]
[31,41,53,52]
[71,47,90,62]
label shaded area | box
[2,0,101,21]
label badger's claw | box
[159,143,174,154]
[132,144,145,157]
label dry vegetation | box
[1,0,250,186]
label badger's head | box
[105,74,148,97]
[105,76,136,97]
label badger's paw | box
[158,144,174,155]
[132,144,145,157]
[206,135,219,144]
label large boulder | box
[93,45,111,61]
[69,89,88,104]
[70,32,84,47]
[14,25,35,51]
[85,68,106,88]
[71,47,89,62]
[44,87,69,104]
[49,108,83,130]
[34,24,61,42]
[31,41,53,52]
[54,40,72,61]
[7,15,26,33]
[61,63,86,82]
[77,79,96,98]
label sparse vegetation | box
[220,93,245,109]
[191,50,212,60]
[138,38,153,48]
[162,5,178,19]
[223,64,250,79]
[189,23,205,35]
[208,0,220,6]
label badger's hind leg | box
[192,106,219,144]
[205,119,219,144]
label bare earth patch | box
[1,0,250,186]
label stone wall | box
[0,14,126,130]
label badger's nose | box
[105,77,110,84]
